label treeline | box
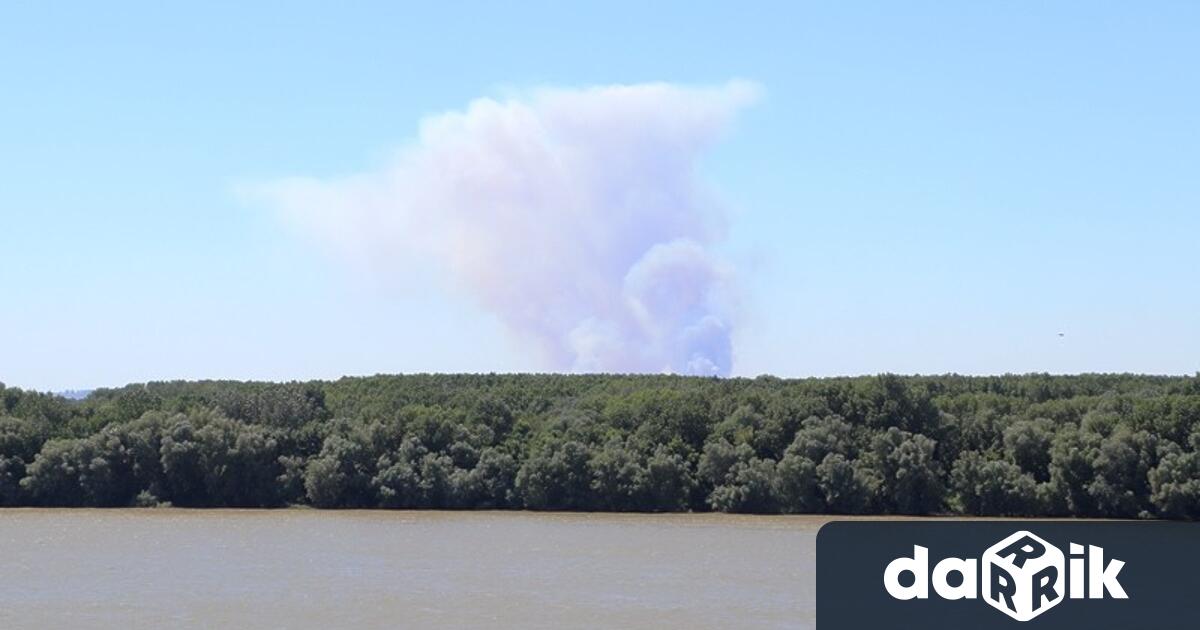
[2,373,1200,518]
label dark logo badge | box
[818,521,1197,628]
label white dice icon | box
[982,530,1065,621]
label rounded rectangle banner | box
[817,521,1198,628]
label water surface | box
[0,509,821,629]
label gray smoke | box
[254,81,758,375]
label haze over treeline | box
[2,374,1199,518]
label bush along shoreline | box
[2,373,1199,518]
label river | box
[0,509,820,629]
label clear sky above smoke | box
[1,2,1198,390]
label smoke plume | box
[255,81,758,375]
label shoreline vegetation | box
[2,374,1199,519]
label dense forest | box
[2,374,1200,518]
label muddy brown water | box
[0,509,824,629]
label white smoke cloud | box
[253,81,758,376]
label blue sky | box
[2,2,1197,391]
